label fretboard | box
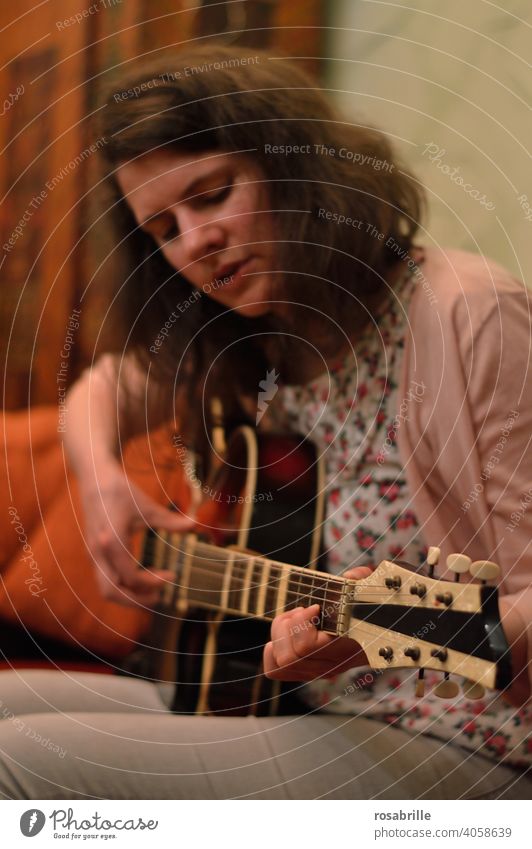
[142,531,349,635]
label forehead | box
[115,149,236,221]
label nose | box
[175,209,226,266]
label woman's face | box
[116,150,278,318]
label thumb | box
[342,565,374,581]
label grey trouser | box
[0,671,529,800]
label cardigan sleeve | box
[398,248,532,696]
[460,270,532,696]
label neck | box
[143,532,350,634]
[260,332,353,386]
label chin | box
[232,301,272,318]
[212,278,274,318]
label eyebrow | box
[139,164,230,229]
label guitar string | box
[187,552,438,597]
[145,537,345,619]
[147,535,423,589]
[152,557,449,616]
[172,566,442,643]
[147,548,434,599]
[142,541,490,677]
[154,559,486,679]
[144,536,414,595]
[142,572,488,681]
[144,535,346,595]
[160,555,392,591]
[169,562,345,607]
[143,537,467,600]
[143,546,455,602]
[149,566,480,675]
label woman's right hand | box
[78,459,196,607]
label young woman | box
[0,45,530,800]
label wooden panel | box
[0,0,325,408]
[0,1,92,407]
[1,48,57,405]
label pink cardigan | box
[397,247,532,694]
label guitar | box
[123,424,512,716]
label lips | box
[212,257,252,283]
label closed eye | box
[156,180,233,243]
[199,181,233,205]
[159,223,178,243]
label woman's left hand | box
[263,566,373,681]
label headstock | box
[344,550,512,698]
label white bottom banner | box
[0,799,529,847]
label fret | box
[227,556,241,613]
[177,533,195,610]
[247,559,260,615]
[187,554,226,609]
[161,532,180,606]
[240,555,255,615]
[152,531,167,570]
[296,567,307,608]
[256,559,272,617]
[312,572,327,626]
[321,576,331,629]
[263,568,273,618]
[233,553,251,613]
[264,566,281,618]
[220,549,235,612]
[286,568,304,611]
[309,572,317,611]
[323,577,344,633]
[231,552,245,615]
[225,552,247,614]
[298,568,316,608]
[273,565,289,616]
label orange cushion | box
[0,407,192,658]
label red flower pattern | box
[271,255,529,770]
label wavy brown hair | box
[95,43,425,457]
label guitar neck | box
[143,532,350,635]
[142,530,511,690]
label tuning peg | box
[462,680,485,700]
[446,553,472,582]
[469,560,500,583]
[415,668,425,698]
[434,673,459,699]
[426,546,440,577]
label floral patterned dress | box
[267,253,531,769]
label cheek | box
[228,185,271,235]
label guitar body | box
[139,427,325,716]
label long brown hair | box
[95,44,425,456]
